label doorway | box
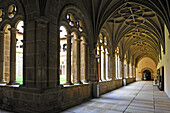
[143,70,151,80]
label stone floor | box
[62,81,170,113]
[0,81,170,113]
[0,109,13,113]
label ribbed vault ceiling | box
[89,0,170,65]
[109,2,164,65]
[77,0,169,65]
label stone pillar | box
[131,64,133,78]
[103,50,106,81]
[87,46,91,82]
[121,59,125,86]
[94,48,99,82]
[127,63,130,78]
[133,66,135,78]
[65,34,73,85]
[116,55,118,79]
[8,28,19,85]
[0,31,6,83]
[107,53,110,80]
[75,38,82,84]
[98,46,102,81]
[112,55,116,80]
[56,28,60,86]
[134,67,136,79]
[119,59,121,78]
[24,18,59,88]
[121,59,124,80]
[83,42,88,83]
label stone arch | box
[80,33,88,43]
[71,27,81,39]
[0,0,25,84]
[100,28,112,49]
[60,21,71,34]
[58,4,89,43]
[141,67,154,80]
[13,15,24,28]
[137,56,157,67]
[0,19,12,31]
[58,7,90,84]
[0,0,25,30]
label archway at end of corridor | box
[143,70,151,80]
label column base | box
[122,78,126,86]
[83,80,89,84]
[74,81,83,85]
[0,79,6,84]
[8,81,20,85]
[64,81,74,85]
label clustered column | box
[127,62,130,78]
[83,42,88,83]
[98,45,102,81]
[75,38,82,84]
[0,31,6,83]
[134,66,136,79]
[112,55,116,80]
[107,53,110,80]
[131,63,133,78]
[119,59,121,78]
[65,34,73,85]
[9,28,19,85]
[103,49,106,80]
[121,59,124,80]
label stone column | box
[121,59,124,80]
[103,50,106,81]
[121,59,125,86]
[87,46,91,82]
[98,46,102,81]
[127,63,130,78]
[112,55,116,80]
[131,64,133,78]
[107,53,110,80]
[116,55,118,79]
[94,48,99,82]
[0,31,6,83]
[119,59,121,78]
[8,28,19,85]
[65,34,73,85]
[83,42,88,83]
[133,66,135,78]
[75,38,82,84]
[134,67,136,78]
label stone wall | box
[99,78,135,95]
[0,84,92,113]
[0,79,136,113]
[99,80,122,95]
[136,57,157,80]
[126,78,136,85]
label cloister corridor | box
[61,81,170,113]
[0,0,170,113]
